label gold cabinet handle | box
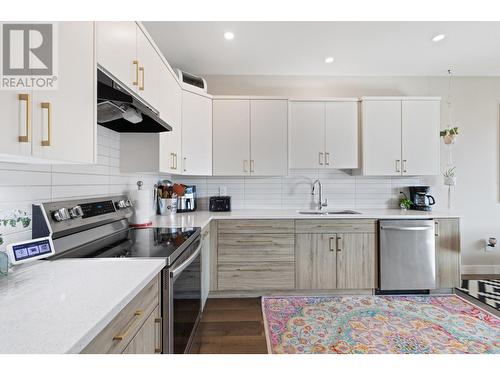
[170,153,175,170]
[336,235,343,252]
[435,221,439,237]
[402,159,407,173]
[395,159,401,173]
[183,156,187,172]
[154,317,162,353]
[133,60,139,86]
[18,94,31,142]
[319,152,324,166]
[113,310,143,341]
[250,160,255,173]
[329,237,335,251]
[41,102,52,146]
[243,160,248,173]
[325,152,330,166]
[139,66,145,91]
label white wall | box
[0,126,167,251]
[204,75,500,269]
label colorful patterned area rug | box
[262,295,500,354]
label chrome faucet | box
[311,179,328,210]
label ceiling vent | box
[176,69,207,93]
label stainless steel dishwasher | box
[379,219,436,291]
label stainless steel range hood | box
[97,67,172,133]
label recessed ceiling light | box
[432,34,446,42]
[224,31,235,40]
[325,56,334,64]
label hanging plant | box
[440,127,459,145]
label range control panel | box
[32,195,134,240]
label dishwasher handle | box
[380,226,433,231]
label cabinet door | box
[32,22,95,163]
[96,22,137,90]
[0,90,33,158]
[136,28,161,110]
[435,219,461,289]
[336,233,376,289]
[158,66,182,173]
[295,233,336,289]
[212,100,250,176]
[362,101,402,175]
[289,102,325,169]
[201,227,210,310]
[402,100,440,175]
[181,91,212,175]
[122,306,162,354]
[250,100,287,175]
[325,101,358,169]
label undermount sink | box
[298,210,361,215]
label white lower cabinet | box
[181,90,212,175]
[213,98,288,176]
[360,97,440,176]
[0,22,96,164]
[289,100,359,169]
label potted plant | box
[399,192,412,210]
[443,166,457,186]
[440,127,459,145]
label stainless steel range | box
[32,195,202,354]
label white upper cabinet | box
[136,28,161,110]
[289,100,358,169]
[325,102,358,169]
[213,99,251,176]
[360,97,440,176]
[158,65,182,174]
[0,22,95,164]
[96,22,137,89]
[401,101,440,175]
[250,100,288,176]
[32,22,95,163]
[361,100,402,175]
[289,101,325,169]
[181,90,212,176]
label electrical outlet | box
[219,186,227,196]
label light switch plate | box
[219,186,227,196]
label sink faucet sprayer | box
[311,179,328,210]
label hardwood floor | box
[190,298,268,354]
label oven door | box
[163,238,202,354]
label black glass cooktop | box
[84,227,200,266]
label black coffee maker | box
[409,186,436,211]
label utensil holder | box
[158,198,177,215]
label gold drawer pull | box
[41,102,52,146]
[139,66,145,91]
[133,60,139,86]
[18,94,31,142]
[113,310,143,341]
[336,235,343,252]
[329,237,335,251]
[154,317,162,353]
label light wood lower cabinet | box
[217,220,295,291]
[435,218,461,289]
[82,275,161,354]
[295,232,376,290]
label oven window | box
[172,251,201,354]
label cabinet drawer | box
[218,233,294,263]
[218,220,294,234]
[218,262,295,290]
[295,219,377,234]
[122,306,162,354]
[82,275,160,354]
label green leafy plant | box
[0,235,3,246]
[399,191,412,210]
[443,166,456,178]
[440,127,459,137]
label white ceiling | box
[143,21,500,76]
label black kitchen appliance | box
[177,185,196,213]
[409,186,436,211]
[32,195,201,354]
[209,196,231,212]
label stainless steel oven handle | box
[380,226,433,231]
[169,243,202,279]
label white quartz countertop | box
[152,209,461,229]
[0,258,165,354]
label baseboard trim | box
[209,289,374,298]
[461,265,500,274]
